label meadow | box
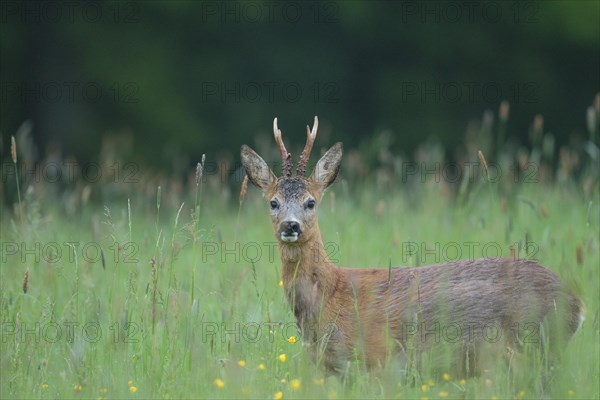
[1,117,599,400]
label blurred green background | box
[1,0,598,168]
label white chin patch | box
[280,233,299,242]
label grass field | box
[1,155,599,399]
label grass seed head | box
[239,175,248,205]
[499,100,510,122]
[11,136,17,163]
[196,163,204,185]
[22,268,29,294]
[576,244,584,265]
[531,114,544,144]
[478,150,489,180]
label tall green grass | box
[1,174,598,399]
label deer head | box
[241,116,343,244]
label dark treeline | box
[1,1,598,170]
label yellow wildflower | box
[274,391,283,400]
[290,379,301,391]
[420,397,428,400]
[459,379,466,385]
[74,385,82,392]
[41,384,49,390]
[258,363,266,370]
[439,391,448,398]
[278,353,286,362]
[517,390,525,398]
[421,384,429,392]
[442,373,450,381]
[213,379,225,389]
[100,387,108,394]
[238,360,246,367]
[129,386,138,394]
[278,280,283,287]
[288,336,297,344]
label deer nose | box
[280,221,301,236]
[288,221,300,233]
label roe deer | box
[240,116,584,376]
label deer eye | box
[306,199,316,210]
[270,200,279,210]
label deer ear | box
[241,145,276,193]
[310,142,343,192]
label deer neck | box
[278,226,339,340]
[278,226,337,296]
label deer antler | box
[297,116,318,176]
[274,117,293,177]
